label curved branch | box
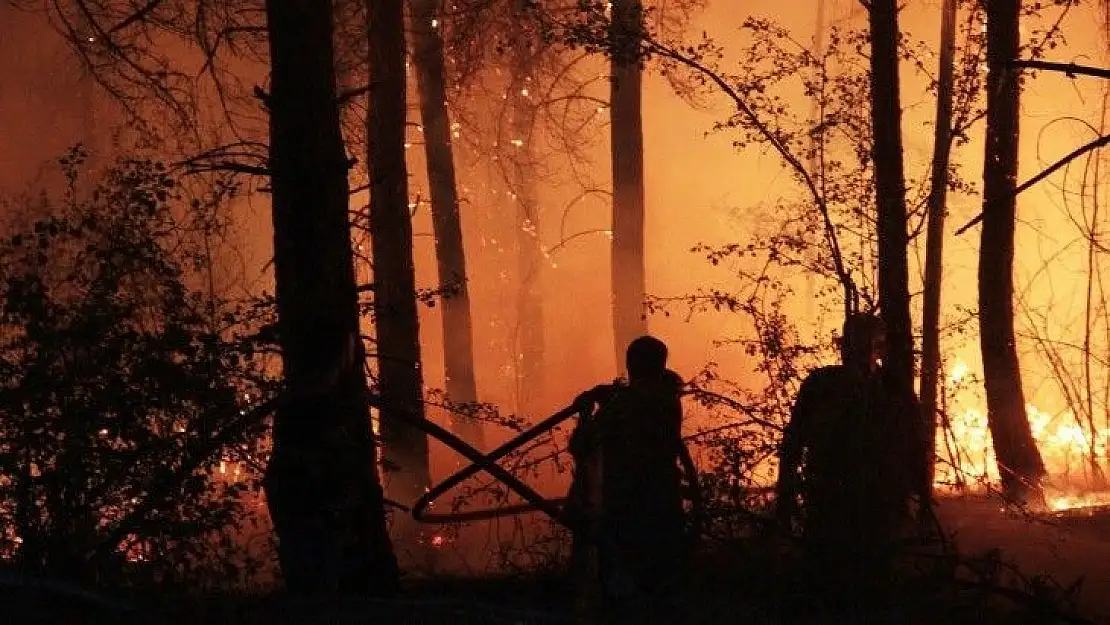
[641,36,856,312]
[108,0,165,34]
[956,132,1110,235]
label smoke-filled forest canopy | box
[3,0,1110,622]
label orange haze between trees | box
[2,1,1110,520]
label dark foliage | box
[0,153,274,586]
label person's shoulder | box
[592,381,622,398]
[800,365,852,389]
[576,382,620,407]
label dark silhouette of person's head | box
[840,313,886,375]
[626,335,669,382]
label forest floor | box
[936,494,1110,623]
[10,494,1110,624]
[158,494,1110,625]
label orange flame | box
[937,361,1110,511]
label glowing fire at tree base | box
[936,362,1110,512]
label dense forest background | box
[1,0,1110,622]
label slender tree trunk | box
[920,0,958,491]
[410,0,484,446]
[266,0,397,592]
[368,0,432,499]
[609,0,648,371]
[980,0,1046,501]
[1094,12,1110,485]
[867,0,927,501]
[1083,141,1104,487]
[78,69,100,162]
[801,0,826,319]
[509,50,546,414]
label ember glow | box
[936,361,1110,511]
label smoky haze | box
[2,0,1110,553]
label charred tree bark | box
[410,0,483,446]
[368,0,432,497]
[609,0,648,371]
[509,50,546,414]
[265,0,397,593]
[920,0,958,491]
[980,0,1047,500]
[867,0,927,501]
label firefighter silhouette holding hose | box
[566,336,693,610]
[775,313,920,589]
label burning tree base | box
[1046,491,1110,514]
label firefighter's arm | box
[677,438,706,534]
[568,384,613,459]
[667,388,692,486]
[775,376,815,524]
[572,383,616,412]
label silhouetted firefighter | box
[775,314,914,582]
[567,335,689,609]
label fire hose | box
[399,403,580,528]
[403,398,705,543]
[221,383,702,538]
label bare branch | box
[956,132,1110,235]
[1010,59,1110,80]
[181,162,269,176]
[338,84,374,105]
[643,35,855,309]
[107,0,164,33]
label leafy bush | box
[0,153,275,587]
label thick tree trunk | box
[920,0,958,491]
[410,0,484,446]
[609,0,648,371]
[980,0,1047,500]
[265,0,397,593]
[509,51,546,414]
[867,0,927,501]
[368,0,432,499]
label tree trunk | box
[801,0,826,319]
[980,0,1047,500]
[410,0,484,446]
[265,0,397,593]
[867,0,927,501]
[920,0,958,492]
[368,0,432,499]
[609,0,648,371]
[509,50,546,414]
[78,69,101,164]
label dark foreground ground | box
[6,495,1110,625]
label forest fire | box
[1,0,1110,619]
[937,360,1110,513]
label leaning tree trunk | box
[980,0,1047,501]
[920,0,958,491]
[266,0,397,592]
[867,0,927,502]
[609,0,648,371]
[406,0,479,448]
[368,0,432,499]
[509,49,546,414]
[410,0,484,446]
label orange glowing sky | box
[1,1,1109,485]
